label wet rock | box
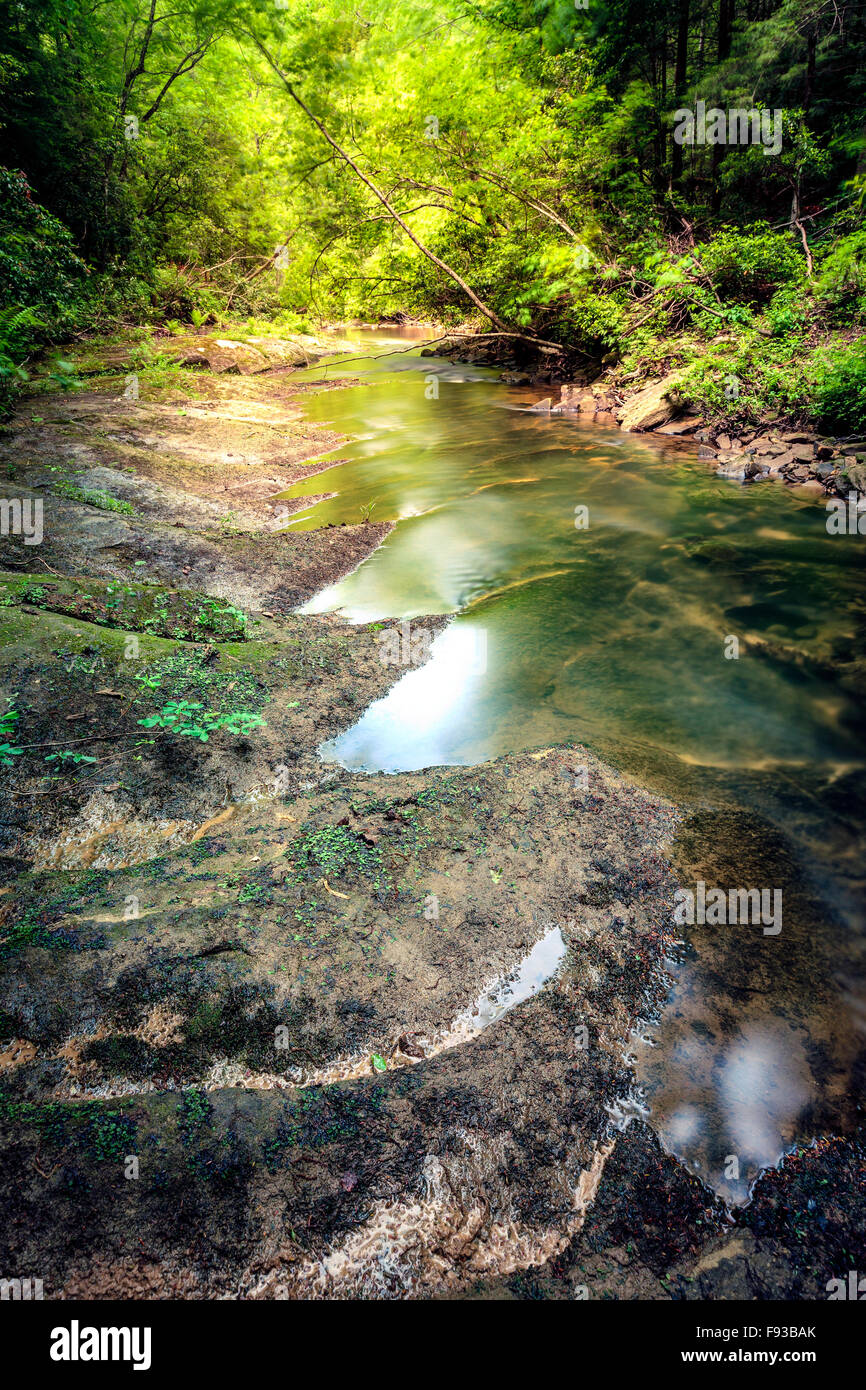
[0,743,684,1298]
[715,452,752,480]
[780,463,813,485]
[616,370,684,432]
[838,461,866,494]
[558,384,596,413]
[767,450,795,474]
[656,417,701,435]
[751,436,786,455]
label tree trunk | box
[671,0,690,183]
[718,0,734,61]
[711,0,735,209]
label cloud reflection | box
[322,621,489,773]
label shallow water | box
[284,332,865,1203]
[464,925,568,1032]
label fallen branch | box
[792,216,815,280]
[248,32,512,334]
[304,329,566,378]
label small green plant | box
[19,583,47,604]
[292,822,390,893]
[177,1088,212,1144]
[193,599,247,637]
[0,705,22,766]
[136,671,164,691]
[138,700,266,741]
[45,750,98,765]
[815,337,866,433]
[86,1110,137,1163]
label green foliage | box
[763,284,811,338]
[817,231,866,324]
[0,703,22,766]
[0,0,863,381]
[0,169,87,411]
[53,482,134,514]
[137,700,266,742]
[134,648,264,716]
[698,229,804,306]
[0,169,86,317]
[0,305,42,412]
[815,339,866,434]
[678,329,814,427]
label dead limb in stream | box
[247,32,564,355]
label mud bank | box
[0,333,862,1300]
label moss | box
[52,482,135,514]
[291,822,391,894]
[177,1088,213,1144]
[2,574,249,642]
[135,647,266,715]
[0,1091,70,1146]
[83,1035,157,1078]
[84,1109,138,1163]
[0,900,105,959]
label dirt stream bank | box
[0,338,861,1300]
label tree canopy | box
[1,0,865,418]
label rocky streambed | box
[429,335,866,501]
[557,373,866,498]
[0,331,862,1300]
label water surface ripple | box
[284,334,865,1203]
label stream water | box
[282,328,865,1204]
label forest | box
[1,0,866,1326]
[1,0,865,428]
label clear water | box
[282,333,866,1203]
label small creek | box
[281,328,865,1204]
